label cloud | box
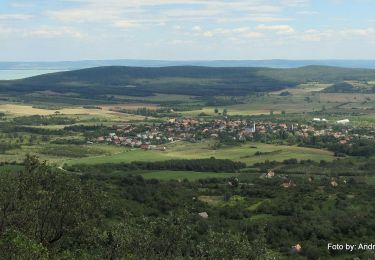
[25,27,83,38]
[0,26,16,34]
[168,39,193,45]
[0,14,33,20]
[194,27,264,39]
[339,28,375,37]
[192,26,202,32]
[46,0,296,26]
[256,24,295,34]
[297,10,319,15]
[300,29,327,41]
[298,27,375,42]
[46,9,116,22]
[10,2,36,8]
[114,20,140,29]
[281,0,309,7]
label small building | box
[97,136,105,142]
[281,180,295,188]
[265,170,275,178]
[291,244,302,254]
[339,139,348,145]
[336,119,350,125]
[198,212,209,219]
[330,179,338,188]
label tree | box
[214,108,219,114]
[0,155,104,257]
[223,108,228,116]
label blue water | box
[0,70,62,80]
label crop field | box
[66,141,334,166]
[115,94,199,102]
[0,103,145,121]
[271,83,332,95]
[319,93,375,103]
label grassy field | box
[0,164,23,173]
[180,92,334,116]
[0,104,146,121]
[66,141,334,166]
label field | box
[0,103,146,121]
[65,141,334,166]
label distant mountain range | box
[2,60,375,70]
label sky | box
[1,0,375,61]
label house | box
[265,170,275,178]
[198,212,209,219]
[281,180,295,188]
[330,179,338,188]
[337,119,350,125]
[260,170,275,179]
[339,139,348,145]
[291,244,302,254]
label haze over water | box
[0,70,61,80]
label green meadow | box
[66,141,334,166]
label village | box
[93,117,375,149]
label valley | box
[1,66,375,259]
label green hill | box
[1,65,375,98]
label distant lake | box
[0,70,62,80]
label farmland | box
[65,141,334,166]
[1,66,375,259]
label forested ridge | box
[2,65,375,97]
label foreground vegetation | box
[1,156,375,259]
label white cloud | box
[0,14,33,20]
[25,27,83,38]
[297,10,319,15]
[168,39,193,45]
[281,0,309,7]
[46,0,297,26]
[11,2,35,8]
[194,27,264,39]
[256,24,295,34]
[339,28,375,37]
[192,26,202,32]
[0,26,16,34]
[114,20,139,29]
[301,29,326,41]
[46,9,116,22]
